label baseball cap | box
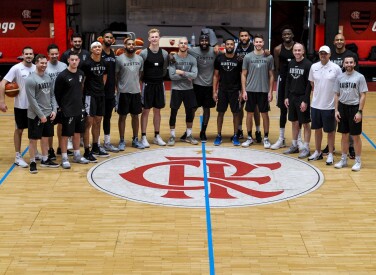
[199,34,210,42]
[318,45,330,53]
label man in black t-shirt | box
[212,38,243,146]
[60,33,90,67]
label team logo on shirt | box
[350,10,371,34]
[21,9,41,33]
[87,147,324,208]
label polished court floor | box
[0,90,375,274]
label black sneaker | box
[29,161,38,174]
[84,152,98,163]
[91,147,109,158]
[180,132,187,142]
[199,131,207,141]
[237,129,244,139]
[40,158,60,168]
[255,131,262,143]
[349,146,355,159]
[48,148,56,160]
[322,145,329,155]
[57,147,74,156]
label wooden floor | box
[0,89,375,274]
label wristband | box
[357,110,363,115]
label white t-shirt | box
[4,62,36,109]
[308,60,341,110]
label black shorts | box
[216,89,241,113]
[288,95,311,124]
[337,102,362,135]
[117,93,142,116]
[53,110,63,125]
[276,75,287,109]
[61,114,85,136]
[28,116,54,139]
[14,108,28,129]
[245,92,269,113]
[311,107,336,132]
[104,97,116,118]
[85,95,105,117]
[142,82,165,109]
[194,84,216,108]
[170,89,197,110]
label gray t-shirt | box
[25,72,57,119]
[188,47,216,86]
[334,70,368,105]
[115,54,144,94]
[169,54,198,90]
[46,61,67,92]
[242,52,274,93]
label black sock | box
[142,133,146,136]
[201,124,208,132]
[154,131,159,137]
[248,131,252,137]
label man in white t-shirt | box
[0,46,36,168]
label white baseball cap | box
[318,45,331,53]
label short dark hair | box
[280,25,294,34]
[71,33,83,40]
[35,54,47,62]
[22,46,33,54]
[239,30,251,36]
[101,29,113,37]
[47,43,59,52]
[254,33,264,40]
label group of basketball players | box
[0,26,367,173]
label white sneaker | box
[104,142,120,153]
[270,138,285,150]
[15,156,28,168]
[61,158,71,169]
[334,158,348,169]
[352,160,361,172]
[326,153,334,165]
[67,137,73,150]
[241,137,254,147]
[297,138,304,151]
[167,136,175,146]
[185,135,199,145]
[141,136,150,148]
[153,135,166,146]
[263,137,271,149]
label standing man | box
[235,30,262,142]
[60,33,90,66]
[308,45,342,164]
[212,38,242,146]
[0,46,35,168]
[25,54,58,173]
[115,38,145,150]
[139,28,169,147]
[271,26,295,150]
[334,56,367,171]
[167,37,198,146]
[100,30,119,153]
[45,44,67,160]
[241,34,274,148]
[55,51,89,168]
[81,41,109,162]
[283,43,312,158]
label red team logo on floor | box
[88,147,324,208]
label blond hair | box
[148,28,160,37]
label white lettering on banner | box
[372,21,376,32]
[0,22,16,34]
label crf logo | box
[120,157,284,200]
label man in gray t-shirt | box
[25,54,58,173]
[334,55,368,172]
[241,34,274,149]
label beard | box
[226,48,234,54]
[200,44,208,51]
[240,39,250,46]
[125,48,135,54]
[104,41,112,47]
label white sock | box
[279,128,285,139]
[304,142,309,149]
[98,136,101,145]
[186,128,192,136]
[42,155,48,161]
[298,130,302,140]
[74,150,80,157]
[292,140,297,146]
[104,134,110,144]
[62,153,68,159]
[170,129,176,137]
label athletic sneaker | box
[214,135,222,146]
[15,156,28,168]
[73,154,89,164]
[326,153,334,165]
[298,148,310,159]
[186,135,198,145]
[349,146,355,159]
[322,145,335,155]
[308,151,323,161]
[132,138,145,149]
[200,131,207,142]
[180,132,187,142]
[167,136,175,146]
[230,130,244,141]
[67,137,73,150]
[118,140,126,151]
[283,145,299,154]
[255,131,262,143]
[40,158,60,168]
[153,135,166,146]
[141,136,150,148]
[263,137,271,149]
[48,148,57,160]
[104,142,120,153]
[29,161,37,174]
[61,158,71,169]
[270,138,285,150]
[57,147,73,156]
[83,152,98,163]
[297,139,305,152]
[334,158,348,169]
[91,147,109,158]
[352,160,361,172]
[241,137,254,147]
[232,135,240,146]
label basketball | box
[97,36,104,44]
[135,37,144,47]
[115,48,125,56]
[135,49,142,55]
[5,82,19,97]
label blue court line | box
[200,115,215,275]
[0,147,29,186]
[362,132,376,149]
